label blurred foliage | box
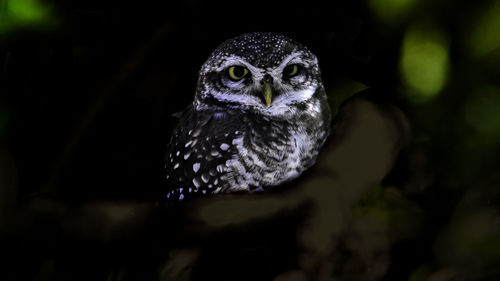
[1,0,500,280]
[463,84,500,144]
[327,75,368,117]
[400,22,449,103]
[407,264,433,281]
[368,0,417,24]
[466,1,500,57]
[0,0,57,34]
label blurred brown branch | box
[1,95,412,281]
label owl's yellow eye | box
[228,66,249,81]
[284,64,300,77]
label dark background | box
[1,0,500,280]
[0,1,386,202]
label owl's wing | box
[164,106,243,200]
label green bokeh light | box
[7,0,50,22]
[0,0,55,33]
[400,24,450,103]
[368,0,416,23]
[464,84,500,139]
[467,2,500,56]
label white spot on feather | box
[201,173,210,183]
[193,162,200,173]
[193,178,201,188]
[216,164,225,173]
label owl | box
[164,32,331,201]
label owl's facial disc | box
[196,52,321,116]
[194,32,324,116]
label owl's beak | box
[262,83,272,107]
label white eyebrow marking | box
[267,52,308,78]
[215,56,265,81]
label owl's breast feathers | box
[165,101,329,201]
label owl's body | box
[165,33,331,201]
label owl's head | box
[194,32,325,117]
